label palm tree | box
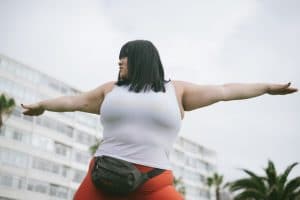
[207,172,224,200]
[225,160,300,200]
[0,93,15,128]
[173,175,186,196]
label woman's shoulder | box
[171,80,202,91]
[103,81,117,95]
[170,80,185,92]
[169,80,185,100]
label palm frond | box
[242,169,267,193]
[289,189,300,200]
[228,178,265,195]
[282,177,300,199]
[207,177,213,187]
[279,162,298,188]
[264,160,278,188]
[233,189,265,200]
[277,162,299,199]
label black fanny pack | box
[91,155,165,196]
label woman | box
[21,40,298,200]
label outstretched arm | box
[179,81,298,111]
[21,81,115,116]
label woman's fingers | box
[284,87,298,93]
[21,103,33,109]
[268,82,298,95]
[22,110,32,115]
[281,82,297,93]
[23,111,33,115]
[21,103,40,115]
[280,82,291,89]
[22,109,41,116]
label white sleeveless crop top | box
[95,81,182,169]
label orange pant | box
[73,157,184,200]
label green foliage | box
[0,92,16,127]
[206,172,224,200]
[226,160,300,200]
[89,137,103,156]
[173,175,186,196]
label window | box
[0,147,28,168]
[75,113,97,129]
[61,165,70,178]
[0,79,13,97]
[186,157,197,168]
[172,149,184,161]
[49,184,69,199]
[32,157,60,174]
[36,116,74,138]
[54,142,71,157]
[73,150,91,164]
[0,197,18,200]
[206,163,215,171]
[31,157,69,177]
[35,116,57,130]
[27,178,49,194]
[0,174,12,188]
[0,126,5,136]
[196,160,207,170]
[72,169,86,183]
[31,134,54,152]
[2,125,31,144]
[0,172,25,190]
[60,124,74,137]
[184,141,199,153]
[74,129,93,146]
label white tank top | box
[95,81,182,169]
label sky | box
[0,0,299,182]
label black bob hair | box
[116,40,171,93]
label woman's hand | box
[267,82,298,95]
[21,103,45,116]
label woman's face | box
[118,57,128,79]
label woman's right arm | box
[21,81,115,116]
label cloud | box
[99,0,258,81]
[0,0,125,88]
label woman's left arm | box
[222,82,298,100]
[179,81,298,111]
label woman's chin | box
[120,75,128,79]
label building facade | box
[0,55,101,200]
[170,136,217,200]
[0,54,217,200]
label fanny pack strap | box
[138,168,166,186]
[145,168,165,178]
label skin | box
[21,57,298,120]
[118,57,128,80]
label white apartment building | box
[170,136,217,200]
[0,55,101,200]
[0,54,217,200]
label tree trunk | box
[0,114,3,128]
[216,186,220,200]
